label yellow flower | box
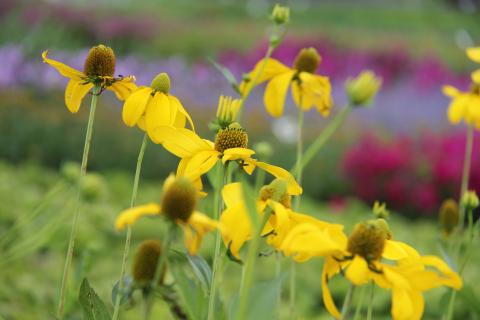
[240,47,332,117]
[281,220,462,320]
[442,84,480,128]
[122,72,194,140]
[115,174,218,255]
[42,45,136,113]
[219,180,340,259]
[345,70,382,106]
[150,124,302,194]
[466,47,480,83]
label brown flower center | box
[83,44,116,77]
[293,47,321,74]
[214,123,248,153]
[347,221,387,261]
[161,177,197,222]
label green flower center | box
[293,47,321,74]
[150,73,171,94]
[347,221,387,261]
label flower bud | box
[462,190,479,210]
[150,72,171,94]
[270,4,290,25]
[439,199,459,237]
[345,70,381,107]
[132,240,165,286]
[161,176,198,222]
[372,201,389,219]
[83,44,116,77]
[293,48,321,74]
[259,178,291,208]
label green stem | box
[145,223,175,320]
[292,105,353,174]
[275,251,282,319]
[112,133,149,320]
[236,208,273,320]
[352,285,366,320]
[207,164,228,320]
[366,282,374,320]
[56,85,100,320]
[340,284,355,320]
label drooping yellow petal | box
[145,93,172,141]
[222,182,244,208]
[472,69,480,84]
[64,79,94,113]
[239,58,292,95]
[107,77,137,101]
[182,211,218,255]
[420,256,463,289]
[152,126,213,158]
[391,288,415,320]
[264,200,291,248]
[220,204,252,259]
[263,71,295,117]
[221,147,256,163]
[383,240,409,260]
[321,257,342,319]
[466,47,480,63]
[251,160,302,195]
[42,51,84,81]
[181,150,220,180]
[447,94,468,125]
[345,255,370,285]
[121,87,152,127]
[115,203,161,231]
[168,95,195,131]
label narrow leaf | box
[78,278,111,320]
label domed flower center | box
[161,176,197,222]
[132,240,165,286]
[150,72,171,94]
[293,47,321,74]
[259,178,291,208]
[83,44,116,77]
[214,122,248,153]
[471,83,480,95]
[347,221,388,261]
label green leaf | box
[458,285,480,316]
[207,57,241,94]
[78,278,111,320]
[186,254,212,294]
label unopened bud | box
[132,240,165,286]
[372,201,390,219]
[270,4,290,25]
[439,199,459,237]
[345,70,381,107]
[462,190,479,210]
[161,175,198,222]
[150,72,171,94]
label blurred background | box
[1,0,480,319]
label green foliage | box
[78,278,111,320]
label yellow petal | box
[345,256,370,285]
[145,93,172,141]
[383,240,409,260]
[263,71,295,117]
[108,77,137,101]
[220,204,252,259]
[391,288,414,320]
[222,182,244,207]
[115,203,161,230]
[182,150,219,180]
[42,50,84,81]
[182,211,219,255]
[322,257,342,319]
[471,69,480,84]
[239,58,291,95]
[442,85,460,97]
[121,87,152,127]
[466,47,480,63]
[152,126,212,158]
[447,95,468,125]
[64,79,94,113]
[221,147,256,163]
[420,256,463,289]
[168,95,195,130]
[253,161,302,195]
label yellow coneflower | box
[240,47,332,117]
[281,220,462,320]
[442,83,480,128]
[42,44,136,113]
[466,47,480,83]
[122,72,194,141]
[115,174,218,255]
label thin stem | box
[207,164,227,320]
[112,133,149,320]
[56,85,100,319]
[145,224,175,320]
[236,208,273,320]
[275,251,282,319]
[459,125,474,229]
[352,285,366,320]
[340,284,355,320]
[292,105,353,174]
[366,282,374,320]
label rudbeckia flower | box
[219,179,341,259]
[281,220,462,320]
[240,47,332,117]
[42,45,136,113]
[466,47,480,83]
[122,72,194,140]
[150,123,302,194]
[442,84,480,128]
[115,174,218,255]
